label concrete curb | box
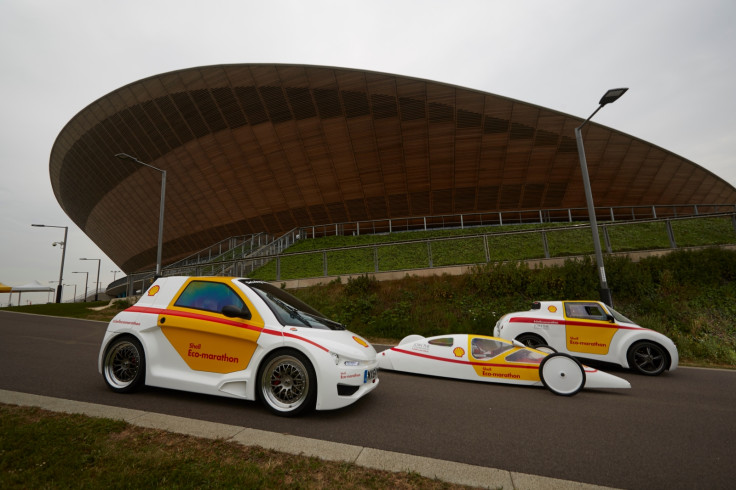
[0,389,616,489]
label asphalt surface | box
[1,310,735,489]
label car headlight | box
[330,352,372,367]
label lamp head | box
[599,88,628,106]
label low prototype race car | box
[99,276,379,416]
[494,301,678,376]
[378,333,630,396]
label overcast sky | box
[1,0,735,305]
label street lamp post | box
[115,153,167,277]
[111,270,121,281]
[575,88,628,307]
[72,271,89,302]
[31,224,68,303]
[80,258,101,301]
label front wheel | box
[103,336,146,393]
[539,353,585,396]
[258,350,317,417]
[627,341,668,376]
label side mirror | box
[222,304,252,320]
[606,314,615,324]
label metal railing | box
[297,203,736,239]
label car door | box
[160,278,265,374]
[563,301,617,355]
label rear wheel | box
[258,350,317,417]
[516,333,546,349]
[103,336,145,393]
[627,341,668,376]
[539,353,585,396]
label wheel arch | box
[254,343,331,410]
[624,337,672,371]
[98,330,147,374]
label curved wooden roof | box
[50,64,736,273]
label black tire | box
[257,350,317,417]
[627,341,668,376]
[102,335,146,393]
[516,333,546,349]
[539,353,586,396]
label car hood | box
[282,327,376,361]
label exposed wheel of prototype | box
[535,344,557,354]
[258,350,317,417]
[516,333,546,349]
[539,353,585,396]
[627,341,668,376]
[103,336,146,393]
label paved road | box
[2,310,735,489]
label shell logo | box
[353,336,369,348]
[147,285,160,296]
[548,305,557,313]
[453,347,465,358]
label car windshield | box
[606,305,635,324]
[241,280,345,330]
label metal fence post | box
[374,246,379,273]
[427,241,433,268]
[542,231,550,259]
[666,219,677,248]
[483,235,490,263]
[323,251,328,277]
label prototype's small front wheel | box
[258,350,317,417]
[539,353,585,396]
[103,336,146,393]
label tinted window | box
[241,279,344,330]
[565,302,607,321]
[505,349,545,364]
[470,337,513,360]
[174,281,245,314]
[428,338,454,347]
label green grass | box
[0,404,470,489]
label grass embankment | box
[0,405,468,489]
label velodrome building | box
[50,64,736,275]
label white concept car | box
[494,301,678,376]
[99,276,379,416]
